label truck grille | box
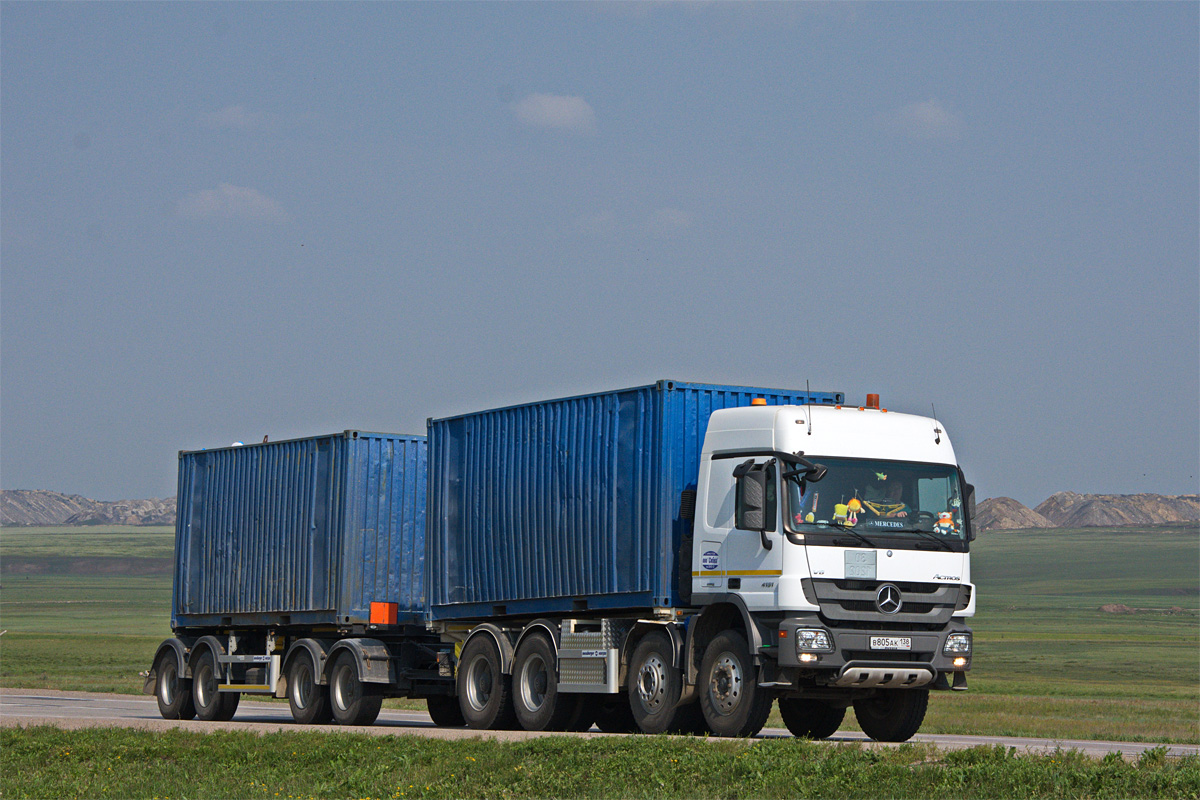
[807,579,965,625]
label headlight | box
[943,633,972,655]
[795,628,833,653]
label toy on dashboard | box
[933,511,958,536]
[846,497,862,526]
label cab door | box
[696,457,783,610]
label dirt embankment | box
[1,490,175,526]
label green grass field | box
[3,726,1197,800]
[2,523,1197,743]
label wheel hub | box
[708,653,742,714]
[465,656,493,712]
[520,654,549,711]
[637,654,668,711]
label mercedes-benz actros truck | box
[147,380,975,741]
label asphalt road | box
[2,688,1196,760]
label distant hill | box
[5,488,1198,531]
[1034,492,1200,528]
[1,490,175,527]
[976,492,1200,531]
[974,497,1055,530]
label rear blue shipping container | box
[426,380,843,621]
[172,431,426,630]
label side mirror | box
[733,459,767,532]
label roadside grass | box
[1,524,1197,743]
[3,726,1198,800]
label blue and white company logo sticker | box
[701,551,719,571]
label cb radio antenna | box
[806,380,813,435]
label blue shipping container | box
[426,380,843,621]
[173,431,427,629]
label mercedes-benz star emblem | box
[876,583,903,614]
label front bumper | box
[776,614,972,687]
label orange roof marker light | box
[865,394,880,410]
[751,398,767,406]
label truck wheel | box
[191,649,240,722]
[698,631,773,738]
[426,695,466,727]
[628,631,694,734]
[853,689,928,742]
[512,633,575,731]
[778,697,845,739]
[154,651,195,720]
[594,697,638,733]
[457,635,517,730]
[328,652,383,726]
[287,654,332,725]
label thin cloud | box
[510,94,596,133]
[176,184,289,223]
[200,105,272,131]
[878,99,965,141]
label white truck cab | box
[690,397,975,740]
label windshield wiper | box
[891,527,956,551]
[829,523,878,548]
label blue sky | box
[2,2,1197,507]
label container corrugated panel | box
[172,431,427,630]
[427,380,843,621]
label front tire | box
[457,635,517,730]
[512,634,575,731]
[154,651,195,720]
[778,697,845,739]
[698,631,772,738]
[287,653,332,725]
[853,689,928,742]
[328,652,382,726]
[191,649,240,722]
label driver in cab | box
[861,475,909,520]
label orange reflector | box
[370,602,398,625]
[751,398,767,406]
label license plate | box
[870,636,912,651]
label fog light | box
[799,653,820,663]
[953,656,967,668]
[943,633,972,655]
[795,628,833,654]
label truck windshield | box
[785,457,967,543]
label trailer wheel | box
[698,631,773,737]
[778,697,846,739]
[287,654,332,725]
[328,652,382,726]
[512,633,575,731]
[628,631,698,734]
[457,635,516,730]
[853,689,928,742]
[426,695,466,727]
[191,649,240,722]
[154,651,195,720]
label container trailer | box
[146,380,976,740]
